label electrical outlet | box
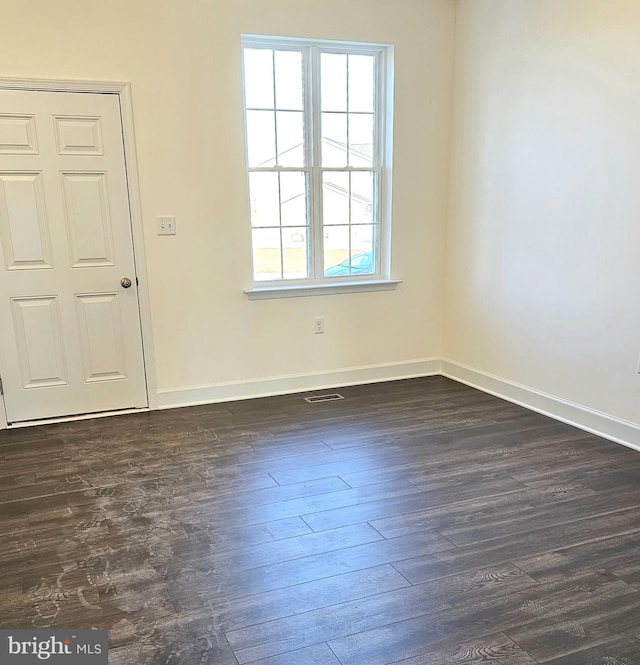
[157,216,176,235]
[314,317,324,334]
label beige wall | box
[445,0,640,425]
[0,0,455,399]
[9,0,635,432]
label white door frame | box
[0,78,157,429]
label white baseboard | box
[156,358,442,410]
[6,355,638,452]
[442,359,640,452]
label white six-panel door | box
[0,89,147,423]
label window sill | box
[244,279,402,300]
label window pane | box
[282,227,309,279]
[351,171,375,224]
[321,53,347,112]
[280,172,308,227]
[243,38,387,285]
[348,55,375,113]
[252,228,282,281]
[322,172,349,226]
[321,113,348,166]
[351,225,375,275]
[249,172,280,227]
[246,110,276,167]
[276,111,304,166]
[275,50,303,110]
[349,113,374,166]
[324,225,350,275]
[244,49,274,109]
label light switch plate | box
[157,216,176,235]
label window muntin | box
[242,37,389,284]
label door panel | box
[0,172,53,269]
[11,296,67,389]
[54,116,103,155]
[62,171,116,267]
[75,292,127,383]
[0,89,147,423]
[0,114,38,154]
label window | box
[242,35,394,294]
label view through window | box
[242,36,391,284]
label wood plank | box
[303,474,527,532]
[200,565,409,633]
[539,637,640,665]
[210,523,385,573]
[369,484,595,540]
[392,507,640,586]
[225,563,538,663]
[505,591,640,661]
[514,531,640,584]
[327,574,638,665]
[248,643,341,665]
[194,530,455,603]
[439,485,640,547]
[387,632,537,665]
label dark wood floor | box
[2,377,640,664]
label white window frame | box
[241,35,400,299]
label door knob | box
[120,277,132,288]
